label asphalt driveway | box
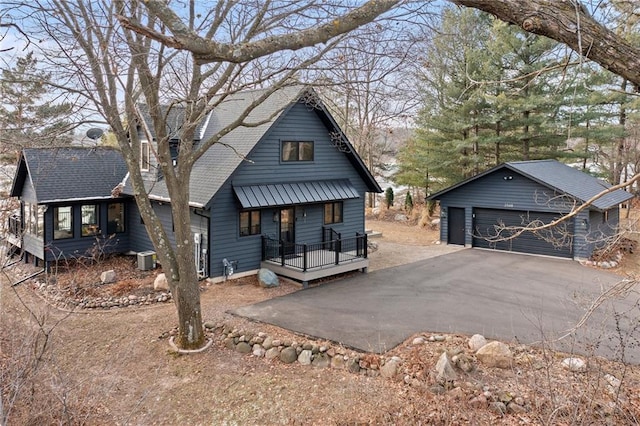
[232,249,638,362]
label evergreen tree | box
[385,187,394,209]
[404,191,413,213]
[0,53,73,159]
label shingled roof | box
[10,147,128,203]
[429,159,633,211]
[135,85,380,207]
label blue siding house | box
[9,147,129,265]
[9,86,381,284]
[428,160,633,260]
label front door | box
[280,207,295,255]
[448,207,466,245]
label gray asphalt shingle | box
[17,147,127,203]
[508,159,633,210]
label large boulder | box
[100,270,116,284]
[435,352,457,383]
[468,334,488,352]
[258,268,280,288]
[154,273,169,291]
[476,341,513,369]
[561,357,587,372]
[279,346,297,364]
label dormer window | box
[282,141,313,162]
[140,140,150,171]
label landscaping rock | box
[312,353,330,368]
[265,347,280,360]
[562,357,587,372]
[298,349,313,365]
[468,395,487,408]
[394,214,408,222]
[468,334,487,352]
[154,273,169,291]
[224,337,236,350]
[435,352,457,383]
[605,373,621,395]
[235,342,251,354]
[331,356,346,370]
[490,401,507,416]
[204,321,216,329]
[476,341,512,369]
[380,359,400,379]
[100,270,116,284]
[507,403,527,414]
[452,353,474,373]
[412,336,427,345]
[262,336,273,350]
[279,346,297,364]
[252,344,265,357]
[258,268,279,288]
[347,358,360,374]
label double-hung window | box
[81,204,100,236]
[239,210,261,236]
[54,206,73,239]
[324,201,343,225]
[281,141,313,162]
[107,203,125,234]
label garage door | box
[472,208,573,258]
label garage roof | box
[429,159,633,211]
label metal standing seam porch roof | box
[233,179,359,209]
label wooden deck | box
[261,252,369,287]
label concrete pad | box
[232,249,637,362]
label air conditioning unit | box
[137,251,157,271]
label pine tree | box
[0,53,73,159]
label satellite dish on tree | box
[86,128,104,140]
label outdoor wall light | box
[503,175,513,180]
[273,212,278,222]
[440,209,447,219]
[582,219,589,228]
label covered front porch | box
[261,231,369,287]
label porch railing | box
[262,232,368,272]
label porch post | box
[364,233,368,259]
[303,244,308,271]
[335,238,341,265]
[280,239,285,266]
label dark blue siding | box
[128,202,154,253]
[208,102,369,276]
[437,168,622,259]
[43,200,131,262]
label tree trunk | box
[495,121,501,165]
[613,79,628,185]
[522,111,530,160]
[167,176,205,350]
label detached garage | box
[428,160,634,260]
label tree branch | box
[451,0,640,87]
[117,0,400,64]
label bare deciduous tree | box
[7,0,406,350]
